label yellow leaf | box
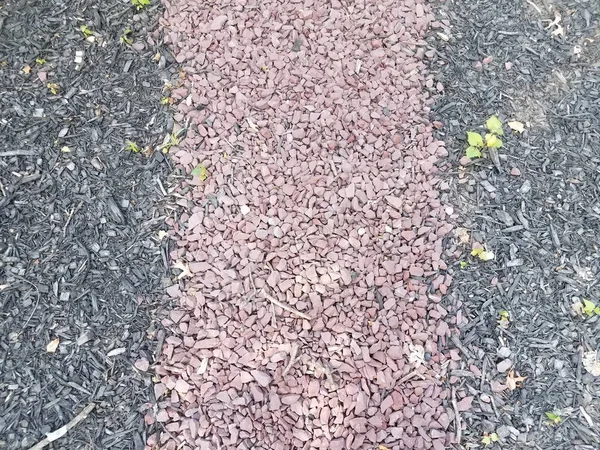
[47,337,60,353]
[482,435,492,446]
[485,115,503,135]
[485,133,502,148]
[23,65,31,74]
[471,247,495,261]
[378,445,390,450]
[506,369,527,390]
[507,121,525,133]
[61,146,71,153]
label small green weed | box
[125,141,140,153]
[465,115,503,159]
[191,164,209,181]
[481,432,499,446]
[80,25,94,38]
[120,28,133,45]
[132,0,150,10]
[545,412,562,426]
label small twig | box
[282,343,300,376]
[28,403,96,450]
[262,291,312,320]
[451,387,462,445]
[397,369,425,385]
[0,150,36,157]
[525,0,542,15]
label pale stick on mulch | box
[28,404,96,450]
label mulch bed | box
[430,0,600,448]
[0,1,174,448]
[151,0,459,449]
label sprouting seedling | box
[132,0,151,10]
[545,412,562,426]
[481,432,499,446]
[460,261,468,269]
[498,310,510,328]
[80,25,94,38]
[47,83,60,95]
[36,57,46,65]
[125,141,140,153]
[191,164,209,181]
[465,115,504,159]
[120,28,133,45]
[159,130,184,154]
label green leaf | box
[485,133,503,148]
[465,146,482,159]
[490,433,499,442]
[467,131,484,147]
[582,299,596,317]
[486,115,503,135]
[460,261,468,269]
[545,412,562,423]
[482,436,491,446]
[192,164,208,181]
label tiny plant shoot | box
[465,115,503,160]
[132,0,151,10]
[120,28,133,45]
[80,25,94,38]
[125,141,140,153]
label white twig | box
[28,403,96,450]
[263,291,312,320]
[525,0,542,15]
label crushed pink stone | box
[150,0,458,448]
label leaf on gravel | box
[467,131,483,147]
[485,133,503,148]
[23,65,31,74]
[582,351,600,376]
[173,260,192,279]
[408,342,425,368]
[482,433,499,445]
[471,247,495,261]
[508,121,525,133]
[455,227,470,245]
[157,230,168,241]
[46,337,60,353]
[486,115,503,135]
[582,299,600,317]
[465,146,482,159]
[191,164,208,181]
[506,369,527,390]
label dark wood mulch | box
[0,1,176,448]
[430,0,600,448]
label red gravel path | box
[149,0,455,449]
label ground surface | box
[0,1,173,448]
[431,0,600,448]
[2,0,600,449]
